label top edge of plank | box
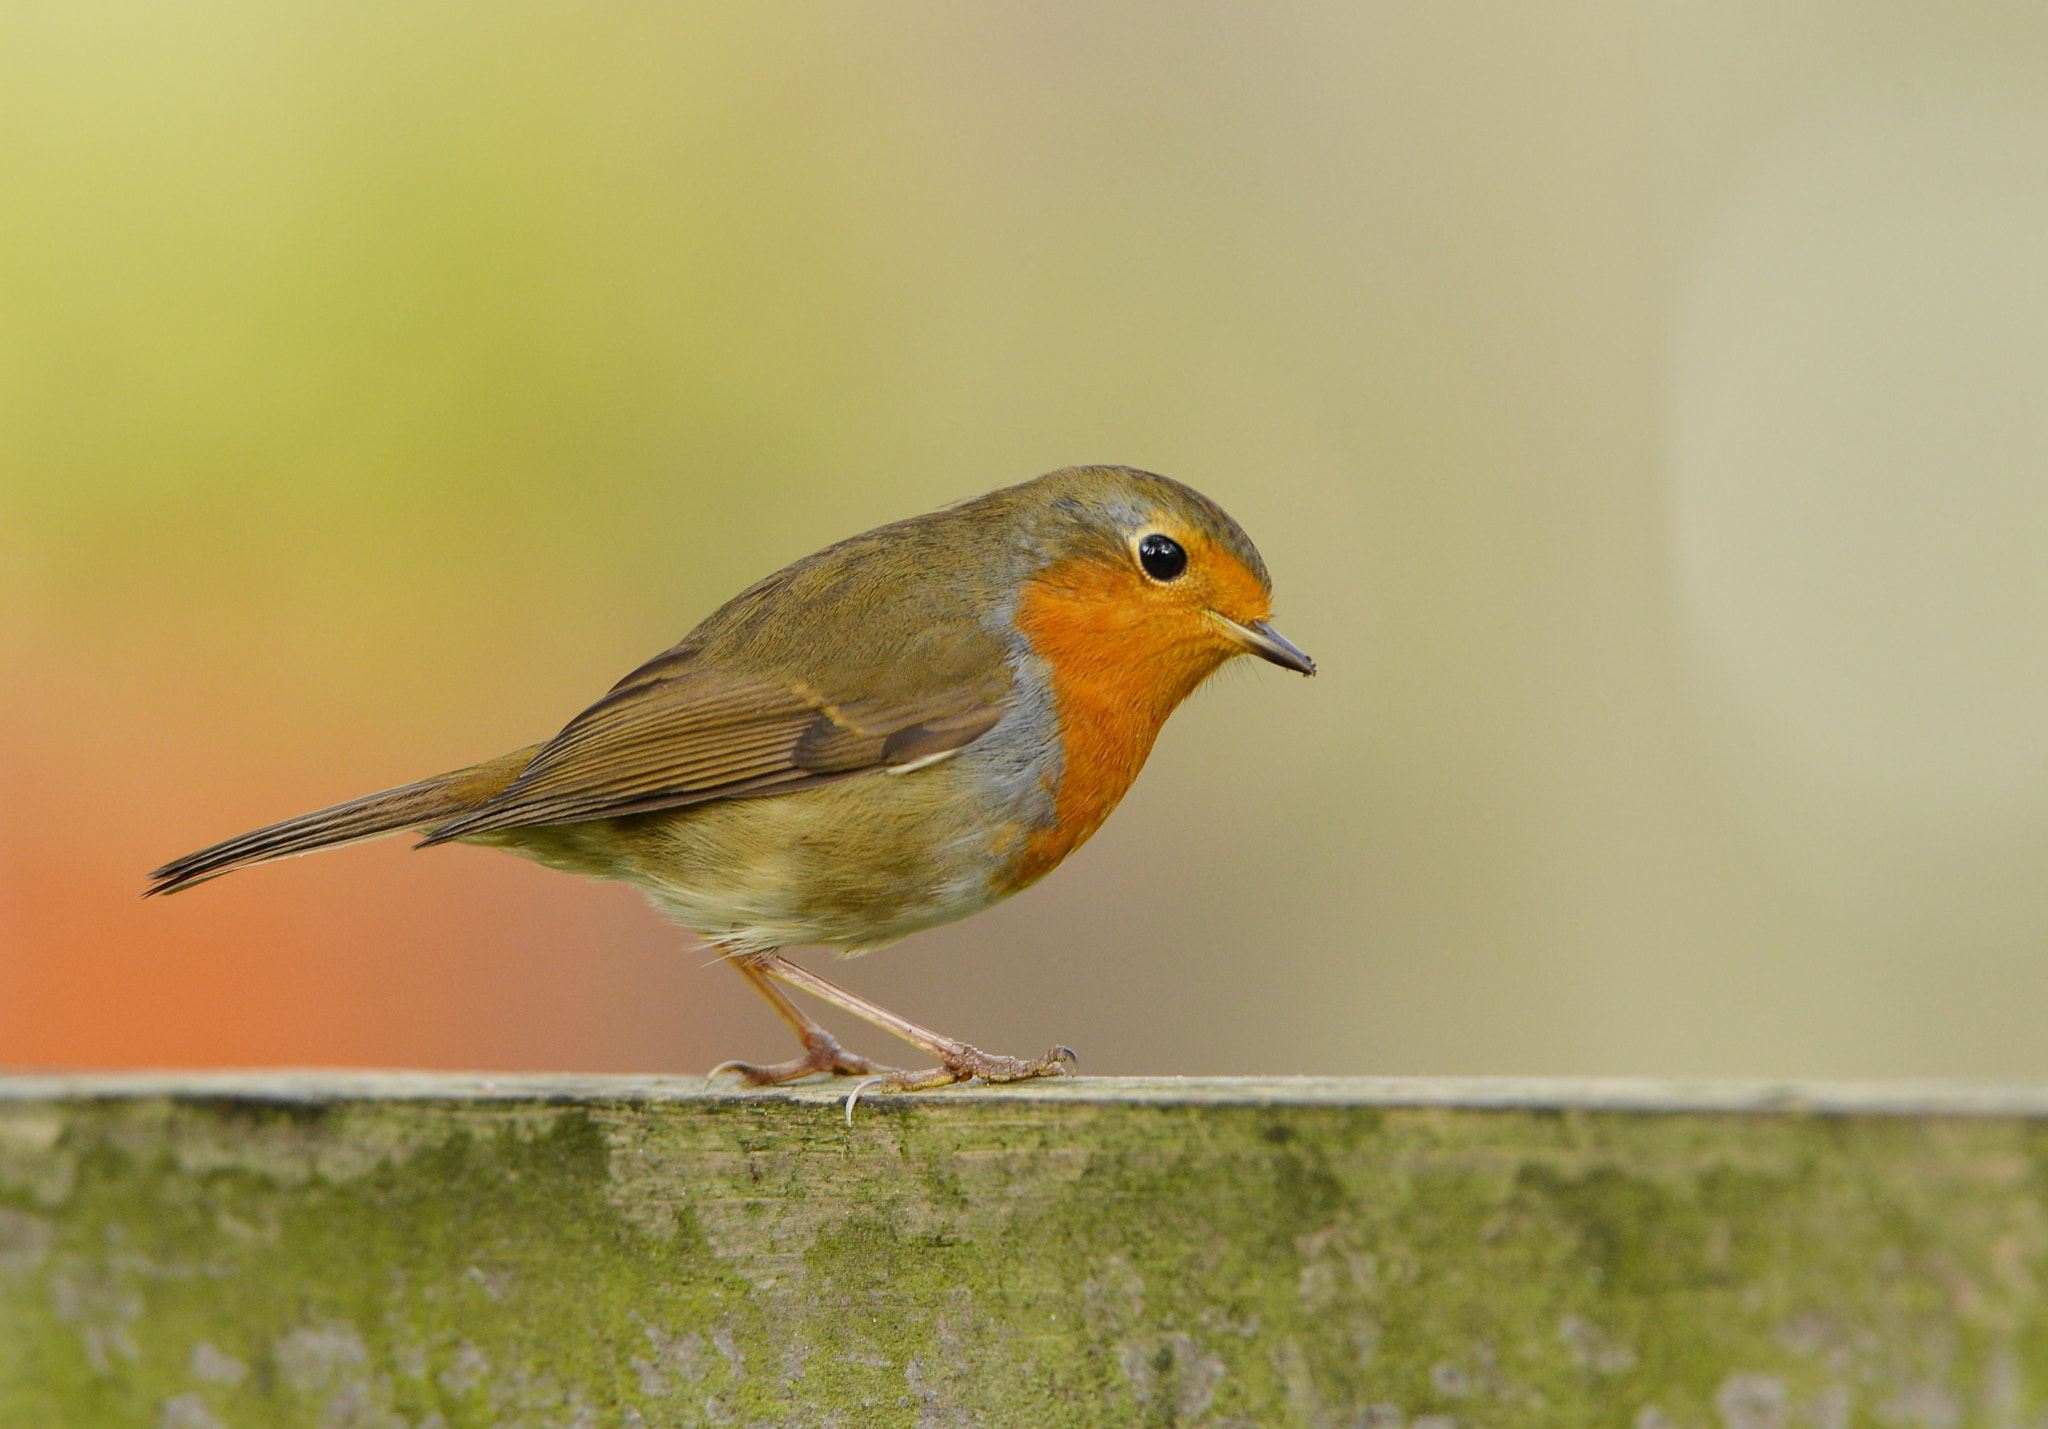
[5,1071,2048,1118]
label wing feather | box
[419,646,1007,842]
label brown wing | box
[417,647,1005,843]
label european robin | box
[149,466,1314,1090]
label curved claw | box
[704,1059,752,1091]
[844,1075,889,1126]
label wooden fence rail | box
[6,1073,2048,1427]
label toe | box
[706,1035,896,1088]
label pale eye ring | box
[1137,532,1187,582]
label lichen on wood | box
[5,1074,2048,1426]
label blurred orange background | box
[8,4,2048,1078]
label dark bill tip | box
[1210,613,1317,676]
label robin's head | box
[995,467,1314,704]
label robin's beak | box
[1209,612,1317,676]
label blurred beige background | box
[5,3,2048,1077]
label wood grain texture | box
[6,1074,2048,1426]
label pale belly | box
[474,738,1050,956]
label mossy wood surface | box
[7,1075,2048,1427]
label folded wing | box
[418,647,1006,843]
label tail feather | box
[145,745,541,896]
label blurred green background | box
[6,3,2048,1077]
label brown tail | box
[145,745,542,896]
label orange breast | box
[1000,556,1235,892]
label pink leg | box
[706,955,894,1086]
[757,952,1075,1091]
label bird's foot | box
[841,1044,1076,1122]
[879,1043,1078,1092]
[706,1029,891,1087]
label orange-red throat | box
[1002,545,1271,891]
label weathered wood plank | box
[5,1074,2048,1427]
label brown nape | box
[143,745,539,896]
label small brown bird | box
[149,466,1314,1090]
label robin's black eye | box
[1137,533,1187,582]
